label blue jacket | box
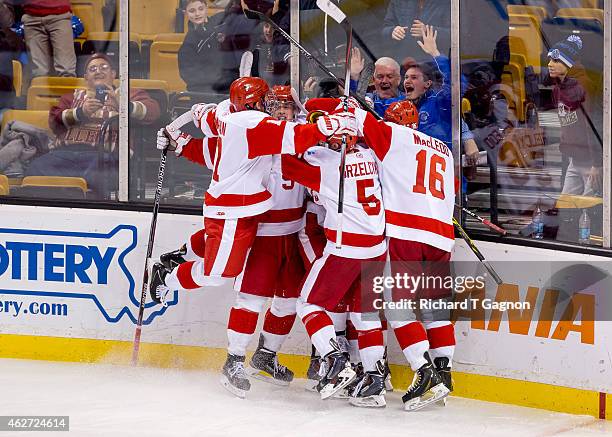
[349,78,405,118]
[414,55,452,149]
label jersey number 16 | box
[412,150,446,200]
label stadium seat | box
[507,5,547,21]
[555,194,603,209]
[556,8,604,25]
[31,77,87,87]
[0,175,9,195]
[149,41,186,93]
[501,61,526,121]
[71,0,105,39]
[12,60,22,98]
[154,33,186,43]
[130,0,180,40]
[19,176,88,199]
[78,32,142,77]
[509,13,543,73]
[461,98,471,116]
[1,110,50,131]
[27,85,86,111]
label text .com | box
[0,299,68,318]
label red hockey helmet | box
[384,99,419,129]
[230,77,270,111]
[327,132,358,153]
[271,85,293,102]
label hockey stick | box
[290,86,307,115]
[455,204,507,236]
[131,111,194,365]
[316,0,351,249]
[241,6,382,121]
[452,217,503,285]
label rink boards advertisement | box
[0,204,611,418]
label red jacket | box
[24,0,71,16]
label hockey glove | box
[316,112,358,138]
[191,103,218,130]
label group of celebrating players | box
[151,76,456,411]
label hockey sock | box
[350,313,384,372]
[301,311,336,357]
[227,293,267,357]
[261,297,297,353]
[346,319,360,363]
[424,321,456,365]
[390,320,430,371]
[185,228,206,260]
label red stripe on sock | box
[190,229,206,257]
[394,322,428,350]
[176,261,199,289]
[358,328,384,349]
[427,324,456,349]
[302,311,333,338]
[263,310,296,336]
[228,307,259,334]
[346,320,358,341]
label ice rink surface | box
[1,358,611,437]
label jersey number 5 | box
[356,178,381,216]
[413,150,446,200]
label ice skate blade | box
[304,379,319,392]
[384,376,394,392]
[246,367,291,386]
[320,367,357,400]
[220,375,247,399]
[436,396,449,406]
[349,394,386,408]
[403,383,450,412]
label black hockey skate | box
[149,262,172,307]
[160,244,187,270]
[220,354,251,399]
[335,362,364,399]
[434,357,453,406]
[316,339,357,400]
[247,336,294,386]
[402,355,449,411]
[349,360,386,408]
[383,347,393,392]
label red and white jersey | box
[282,145,386,259]
[194,99,325,219]
[257,154,306,236]
[355,108,455,252]
[180,136,218,170]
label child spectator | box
[547,35,602,196]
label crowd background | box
[0,0,607,248]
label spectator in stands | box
[349,48,405,117]
[0,0,25,113]
[25,53,161,197]
[547,35,602,196]
[382,0,450,61]
[20,0,76,77]
[178,0,225,93]
[248,21,289,86]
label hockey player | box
[282,103,387,407]
[222,85,307,397]
[353,99,454,410]
[151,77,356,394]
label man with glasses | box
[24,53,161,198]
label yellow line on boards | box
[0,333,607,420]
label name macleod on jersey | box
[413,132,450,157]
[344,160,378,179]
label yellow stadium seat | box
[507,5,547,21]
[31,76,87,87]
[509,14,543,74]
[556,8,604,24]
[461,98,471,116]
[0,175,9,196]
[27,85,86,111]
[154,33,186,43]
[12,60,22,98]
[149,41,186,93]
[501,61,526,121]
[555,194,603,209]
[71,0,105,39]
[20,176,89,199]
[130,0,179,40]
[1,110,50,131]
[129,79,169,93]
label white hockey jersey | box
[282,145,386,259]
[194,99,325,219]
[355,108,455,252]
[257,154,306,236]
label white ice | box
[2,358,611,437]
